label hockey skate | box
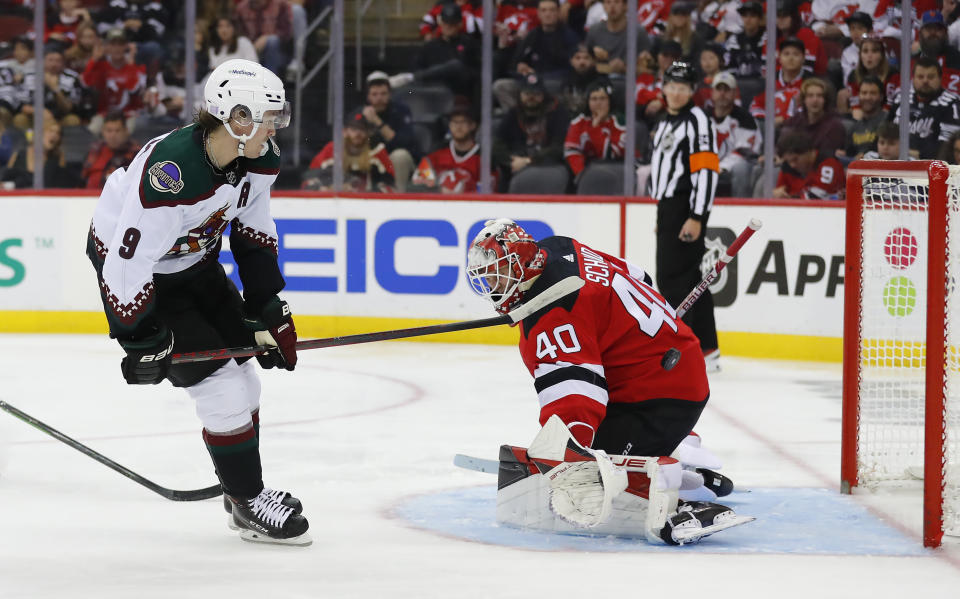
[225,488,303,530]
[659,500,754,545]
[226,489,311,546]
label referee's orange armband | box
[689,151,720,173]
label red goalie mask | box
[466,218,546,314]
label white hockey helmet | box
[203,59,290,156]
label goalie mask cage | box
[842,160,960,548]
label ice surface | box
[0,334,958,598]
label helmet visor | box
[261,101,291,129]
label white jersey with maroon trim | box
[89,123,281,336]
[517,236,709,447]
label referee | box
[650,61,721,371]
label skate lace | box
[263,488,289,503]
[249,489,294,528]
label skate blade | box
[238,528,313,546]
[673,515,755,544]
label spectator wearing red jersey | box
[234,0,294,77]
[915,10,960,95]
[81,28,146,134]
[303,111,396,193]
[838,36,899,116]
[420,1,482,39]
[781,78,846,158]
[749,37,805,126]
[635,40,681,125]
[412,103,488,193]
[564,78,625,179]
[774,130,844,199]
[81,111,141,189]
[45,0,93,51]
[776,2,827,75]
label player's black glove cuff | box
[118,326,174,385]
[243,296,297,371]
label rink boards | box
[0,192,844,361]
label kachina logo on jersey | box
[148,161,185,193]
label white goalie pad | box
[496,416,681,541]
[546,449,628,528]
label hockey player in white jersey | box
[85,59,309,545]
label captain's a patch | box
[149,161,185,193]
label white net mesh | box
[856,170,959,538]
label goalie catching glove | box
[243,296,297,370]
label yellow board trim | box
[0,311,843,361]
[717,330,843,362]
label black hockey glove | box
[118,326,174,385]
[243,296,298,371]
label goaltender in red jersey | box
[465,218,753,544]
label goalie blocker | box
[496,416,754,545]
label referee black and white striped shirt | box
[650,102,719,219]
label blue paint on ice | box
[392,486,930,555]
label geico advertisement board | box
[625,202,847,337]
[0,196,622,319]
[0,195,847,341]
[220,198,622,319]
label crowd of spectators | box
[342,0,960,198]
[8,0,960,198]
[0,0,312,189]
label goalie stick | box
[0,400,222,502]
[172,276,586,364]
[675,218,762,318]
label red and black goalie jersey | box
[517,236,709,448]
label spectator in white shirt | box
[208,17,259,71]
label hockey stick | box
[454,453,658,474]
[171,276,586,364]
[0,400,222,502]
[453,453,744,494]
[675,218,762,318]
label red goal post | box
[842,160,958,548]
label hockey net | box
[842,160,960,547]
